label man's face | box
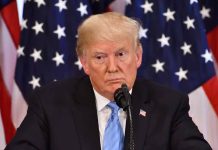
[80,40,142,100]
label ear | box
[79,56,90,75]
[136,44,143,68]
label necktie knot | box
[107,102,119,115]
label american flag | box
[124,0,218,149]
[1,0,218,149]
[0,0,113,149]
[126,0,215,92]
[0,0,19,148]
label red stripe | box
[202,76,218,117]
[0,0,20,48]
[207,26,218,63]
[0,71,15,144]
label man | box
[6,12,211,150]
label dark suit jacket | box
[5,76,212,150]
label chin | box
[104,82,126,96]
[107,85,122,95]
[110,83,122,89]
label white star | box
[152,59,165,73]
[21,19,28,30]
[126,0,132,5]
[30,48,43,62]
[139,26,148,39]
[55,0,67,12]
[34,0,46,8]
[52,52,64,66]
[75,59,83,70]
[200,6,211,19]
[32,21,44,35]
[140,0,153,14]
[184,16,195,30]
[17,45,25,57]
[201,49,213,63]
[180,42,192,55]
[29,76,41,89]
[190,0,198,4]
[77,2,88,17]
[53,25,66,39]
[157,34,170,47]
[175,67,188,82]
[163,8,175,22]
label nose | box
[107,56,118,73]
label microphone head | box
[114,83,130,111]
[121,83,128,89]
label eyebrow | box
[93,51,106,55]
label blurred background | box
[1,0,218,149]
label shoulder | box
[135,78,186,97]
[134,78,189,108]
[27,76,91,106]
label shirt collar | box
[93,88,133,112]
[93,88,110,112]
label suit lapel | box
[72,77,101,150]
[124,79,153,150]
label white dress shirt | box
[93,89,127,149]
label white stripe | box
[0,111,6,150]
[0,14,17,94]
[189,86,218,150]
[11,83,27,128]
[0,13,27,128]
[0,14,15,148]
[17,0,25,24]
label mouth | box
[106,78,125,84]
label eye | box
[96,55,103,60]
[116,50,128,61]
[93,54,106,64]
[118,51,125,57]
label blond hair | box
[76,12,141,56]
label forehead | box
[86,40,133,53]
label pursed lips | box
[105,78,125,83]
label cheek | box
[89,63,106,76]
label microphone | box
[114,84,130,111]
[114,83,135,150]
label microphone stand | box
[114,84,135,150]
[128,107,135,150]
